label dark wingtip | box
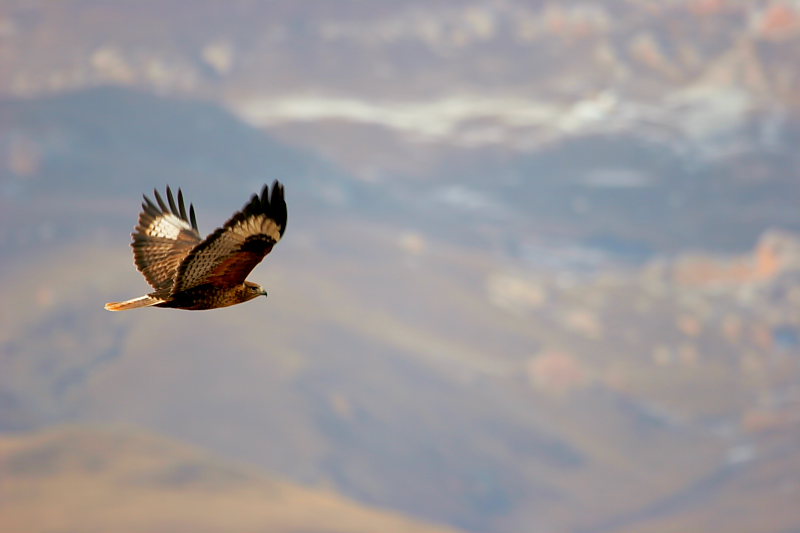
[270,180,284,204]
[270,181,287,234]
[142,193,156,210]
[166,186,178,215]
[177,189,188,221]
[141,194,161,218]
[154,187,169,213]
[189,204,198,231]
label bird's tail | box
[104,295,165,311]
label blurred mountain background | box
[1,1,799,532]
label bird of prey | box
[105,181,287,311]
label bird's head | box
[244,281,268,301]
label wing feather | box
[132,186,202,291]
[172,181,287,292]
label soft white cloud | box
[232,87,754,151]
[235,95,560,140]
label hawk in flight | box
[105,181,287,311]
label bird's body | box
[153,281,265,310]
[105,181,287,311]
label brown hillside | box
[0,425,463,533]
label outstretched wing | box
[172,181,287,293]
[132,186,202,291]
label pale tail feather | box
[104,295,165,311]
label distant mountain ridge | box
[0,86,349,200]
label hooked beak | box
[261,288,269,298]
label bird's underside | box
[105,181,287,311]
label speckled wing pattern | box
[132,186,202,291]
[171,181,287,293]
